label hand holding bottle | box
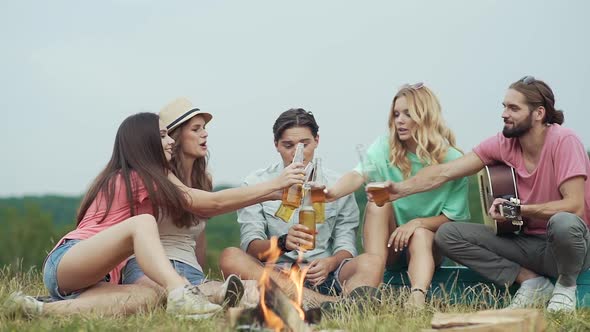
[272,162,306,190]
[285,224,317,251]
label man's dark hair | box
[272,108,319,142]
[509,77,564,125]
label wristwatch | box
[277,234,291,253]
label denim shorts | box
[304,258,351,296]
[121,257,206,286]
[43,239,110,301]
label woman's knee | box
[413,228,434,241]
[408,228,434,250]
[353,254,384,281]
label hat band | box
[167,108,200,130]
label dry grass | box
[1,266,589,332]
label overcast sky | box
[1,0,588,197]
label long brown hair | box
[388,85,459,178]
[76,112,190,226]
[509,77,564,125]
[167,118,212,227]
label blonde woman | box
[326,83,470,308]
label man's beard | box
[502,113,533,138]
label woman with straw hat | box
[7,103,305,318]
[120,97,305,307]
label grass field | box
[2,267,590,332]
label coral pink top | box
[51,171,153,284]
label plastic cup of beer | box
[356,144,389,207]
[366,182,389,207]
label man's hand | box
[366,180,400,203]
[489,198,508,222]
[387,219,422,252]
[285,224,316,251]
[305,257,336,286]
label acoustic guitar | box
[477,164,525,235]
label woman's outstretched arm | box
[169,162,305,218]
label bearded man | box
[374,76,590,312]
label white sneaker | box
[547,284,576,313]
[220,274,244,308]
[167,285,222,318]
[506,277,554,309]
[5,291,44,317]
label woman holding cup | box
[326,83,470,308]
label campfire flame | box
[258,236,309,330]
[289,251,310,317]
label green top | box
[354,135,470,225]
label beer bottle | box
[310,158,326,223]
[275,143,304,222]
[298,184,316,250]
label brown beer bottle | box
[275,143,305,222]
[310,157,326,223]
[299,184,316,250]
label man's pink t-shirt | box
[473,124,590,235]
[51,171,153,284]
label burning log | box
[227,278,317,332]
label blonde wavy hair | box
[387,84,459,178]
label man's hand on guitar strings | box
[489,197,508,221]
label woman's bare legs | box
[406,228,441,292]
[405,228,443,308]
[57,214,186,293]
[56,214,222,315]
[362,203,403,267]
[363,203,441,308]
[41,282,162,316]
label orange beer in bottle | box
[275,143,304,222]
[310,157,326,223]
[298,185,316,250]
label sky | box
[1,0,589,197]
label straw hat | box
[159,97,213,132]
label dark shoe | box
[222,274,245,308]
